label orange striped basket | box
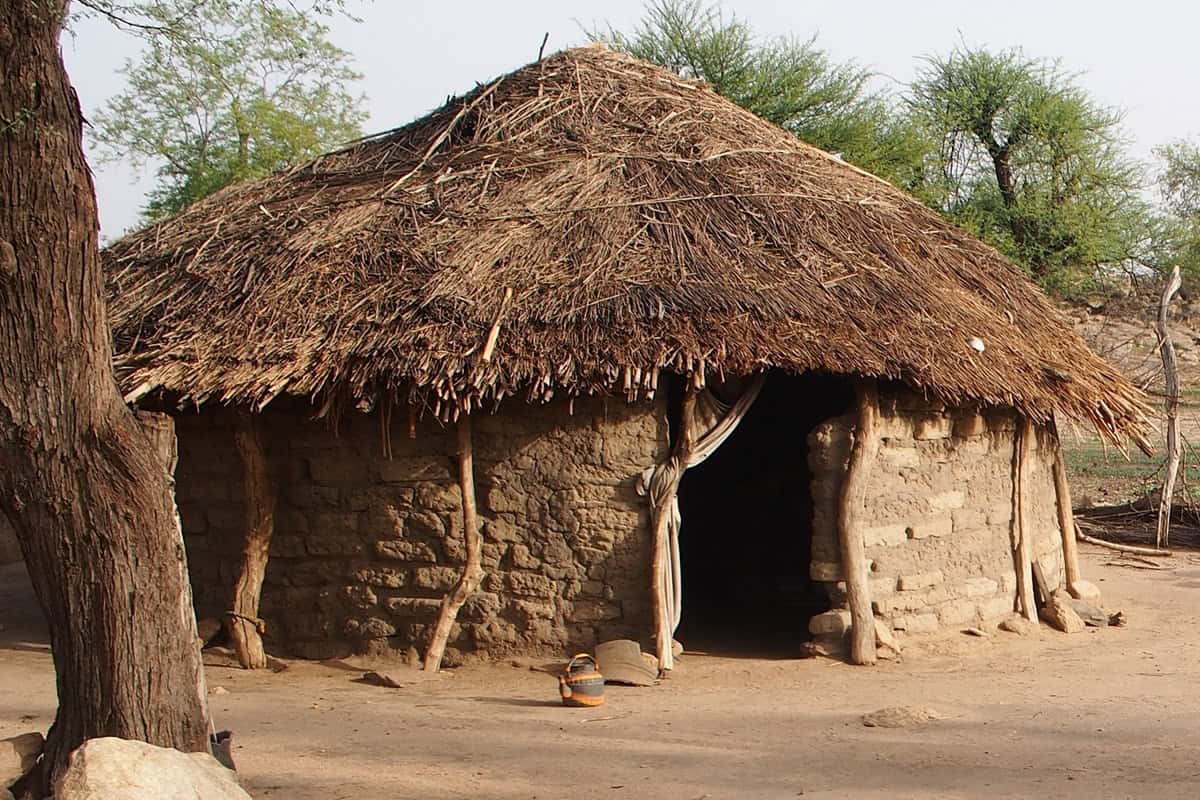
[558,653,605,707]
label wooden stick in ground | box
[1157,265,1183,549]
[650,388,696,674]
[838,380,880,666]
[228,409,276,670]
[424,413,484,672]
[1012,417,1038,623]
[1049,421,1082,593]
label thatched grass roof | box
[104,45,1149,447]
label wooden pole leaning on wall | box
[650,388,696,674]
[1049,421,1082,593]
[1011,417,1038,623]
[1157,265,1183,549]
[228,409,276,670]
[424,413,484,672]
[838,380,880,666]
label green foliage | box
[1153,140,1200,284]
[90,0,366,224]
[594,0,933,190]
[908,46,1147,291]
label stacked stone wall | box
[175,396,667,663]
[807,388,1066,640]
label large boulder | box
[1,732,43,788]
[54,737,250,800]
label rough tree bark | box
[228,410,275,669]
[0,2,209,785]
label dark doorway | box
[673,372,854,657]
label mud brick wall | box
[175,396,667,662]
[807,387,1066,640]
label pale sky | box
[63,0,1200,239]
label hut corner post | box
[228,409,276,670]
[1012,418,1038,623]
[1050,422,1082,593]
[838,380,880,666]
[1157,265,1183,549]
[424,413,484,672]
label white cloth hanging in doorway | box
[637,374,765,670]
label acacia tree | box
[908,46,1147,293]
[0,1,211,786]
[596,0,932,192]
[92,0,365,223]
[1155,140,1200,282]
[1,0,357,789]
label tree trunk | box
[0,2,209,785]
[227,410,275,669]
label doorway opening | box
[673,372,854,657]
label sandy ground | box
[4,549,1200,800]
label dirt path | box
[4,549,1200,799]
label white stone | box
[808,609,852,636]
[0,732,43,788]
[907,517,952,540]
[1070,579,1103,604]
[962,577,999,598]
[54,738,251,800]
[863,524,908,547]
[898,570,944,592]
[928,491,965,512]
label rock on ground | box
[1040,591,1086,633]
[862,707,942,728]
[54,737,250,800]
[0,732,43,788]
[998,615,1040,636]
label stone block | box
[864,524,908,548]
[511,599,556,622]
[951,507,987,534]
[808,608,852,636]
[937,598,979,626]
[353,566,408,588]
[962,577,999,598]
[977,594,1016,620]
[953,413,987,438]
[460,592,502,622]
[506,571,557,599]
[416,483,461,512]
[879,446,920,468]
[907,517,952,540]
[385,597,441,617]
[898,570,944,592]
[413,566,463,592]
[928,491,965,513]
[872,593,926,616]
[913,415,953,440]
[341,585,377,610]
[378,456,450,483]
[375,540,437,562]
[304,536,365,556]
[310,511,361,536]
[570,600,621,622]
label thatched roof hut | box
[104,47,1146,669]
[106,45,1147,447]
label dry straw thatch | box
[105,45,1149,448]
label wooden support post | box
[424,413,484,672]
[1157,265,1183,549]
[227,410,276,670]
[838,380,880,666]
[650,388,696,674]
[1049,422,1081,593]
[1012,417,1038,623]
